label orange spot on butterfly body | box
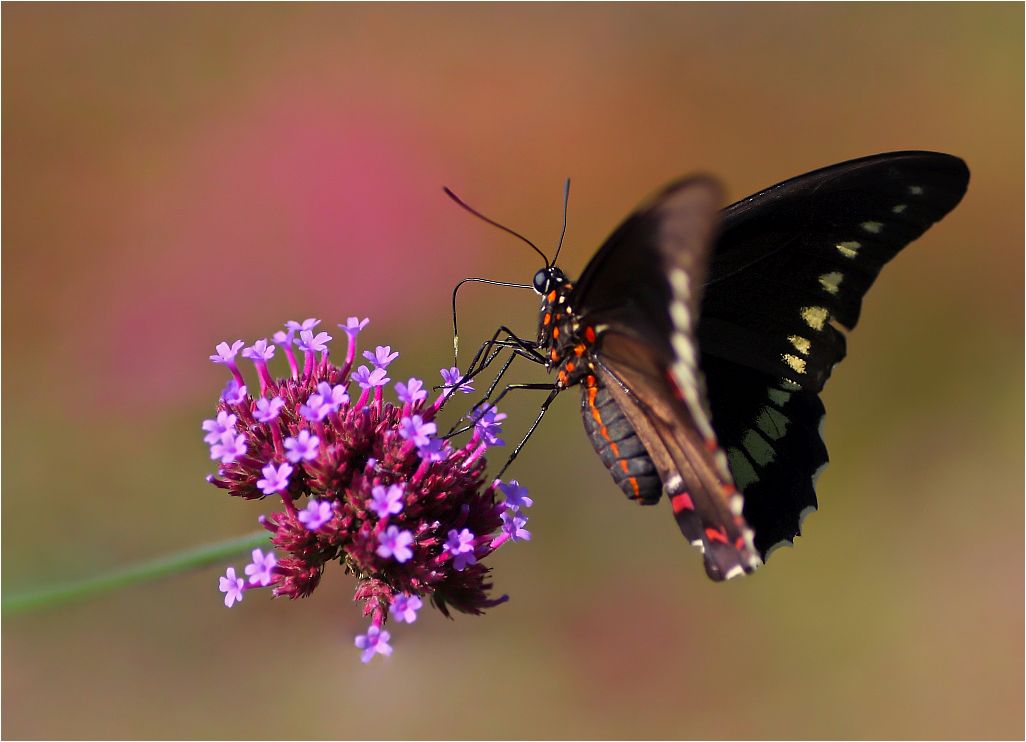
[543,313,551,325]
[574,344,586,357]
[547,290,557,302]
[628,477,640,497]
[585,326,597,343]
[619,459,630,474]
[552,327,560,339]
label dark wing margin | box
[699,151,970,556]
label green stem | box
[2,531,270,616]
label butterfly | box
[453,151,969,581]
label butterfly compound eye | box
[532,269,550,295]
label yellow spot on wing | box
[836,241,861,258]
[818,271,843,294]
[788,335,811,355]
[892,204,907,214]
[801,306,829,331]
[782,353,807,373]
[861,221,883,234]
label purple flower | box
[210,430,247,464]
[297,329,332,354]
[395,377,427,406]
[244,548,278,587]
[390,594,423,624]
[440,366,475,394]
[242,339,276,362]
[316,381,349,410]
[219,567,245,608]
[299,391,332,422]
[253,396,285,423]
[416,437,447,463]
[352,365,389,389]
[284,430,320,463]
[376,526,414,563]
[369,484,404,518]
[286,318,321,333]
[272,329,295,346]
[363,345,399,369]
[499,480,533,510]
[221,379,248,404]
[339,316,369,338]
[298,498,334,531]
[202,410,237,444]
[298,499,333,530]
[354,624,392,664]
[257,461,293,495]
[444,528,477,571]
[210,340,245,365]
[500,510,531,542]
[472,405,507,447]
[398,415,436,448]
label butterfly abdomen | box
[580,375,662,505]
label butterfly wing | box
[698,151,970,556]
[572,177,762,579]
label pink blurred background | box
[3,4,1022,739]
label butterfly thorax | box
[534,266,601,390]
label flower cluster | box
[203,317,533,663]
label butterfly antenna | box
[451,277,532,364]
[550,178,571,267]
[443,187,550,266]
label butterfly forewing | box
[698,151,970,555]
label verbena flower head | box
[205,316,533,664]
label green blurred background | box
[3,3,1022,739]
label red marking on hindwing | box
[735,536,746,550]
[705,527,729,544]
[671,492,695,512]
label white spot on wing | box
[767,388,791,407]
[861,221,883,234]
[755,406,789,440]
[724,565,745,580]
[909,185,924,195]
[892,204,907,214]
[665,474,683,493]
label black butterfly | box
[451,151,969,581]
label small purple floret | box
[254,396,285,423]
[242,339,276,362]
[299,392,332,422]
[395,377,427,406]
[316,381,349,409]
[369,484,404,518]
[352,365,389,389]
[376,526,414,563]
[398,415,436,447]
[472,405,507,447]
[363,345,399,369]
[499,479,534,510]
[340,316,369,337]
[444,528,477,571]
[298,498,334,530]
[284,430,320,463]
[354,624,392,663]
[257,461,293,495]
[202,410,237,444]
[221,379,248,404]
[390,594,423,624]
[298,329,332,353]
[219,566,245,607]
[440,366,474,394]
[244,548,278,587]
[286,318,321,332]
[210,340,245,365]
[211,430,247,464]
[500,510,531,542]
[416,437,447,463]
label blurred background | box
[3,4,1022,739]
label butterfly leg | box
[496,387,561,479]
